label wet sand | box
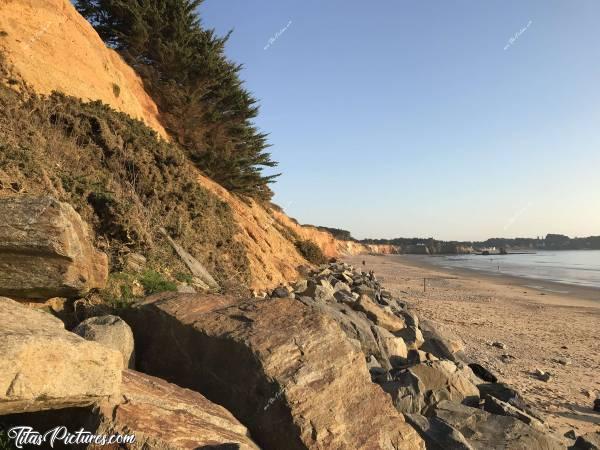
[344,254,600,436]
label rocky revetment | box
[0,196,585,449]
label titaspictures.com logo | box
[5,426,135,448]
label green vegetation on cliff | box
[0,82,250,293]
[75,0,278,200]
[295,239,327,265]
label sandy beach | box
[344,254,600,437]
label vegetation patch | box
[295,239,327,265]
[111,82,120,98]
[139,270,178,295]
[0,80,251,294]
[76,0,279,200]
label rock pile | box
[267,261,566,450]
[122,292,424,449]
[0,197,583,450]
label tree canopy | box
[76,0,279,200]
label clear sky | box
[200,0,600,241]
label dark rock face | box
[270,285,291,298]
[382,371,426,414]
[478,382,545,423]
[483,395,545,431]
[382,360,480,415]
[405,413,474,450]
[572,432,600,450]
[122,293,424,450]
[469,363,498,383]
[433,401,564,450]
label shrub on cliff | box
[75,0,279,200]
[0,83,250,293]
[295,239,327,265]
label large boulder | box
[122,293,425,450]
[73,315,135,369]
[0,297,122,414]
[382,370,427,414]
[91,370,260,449]
[346,294,406,333]
[383,361,480,415]
[373,325,408,368]
[297,278,335,301]
[433,400,563,450]
[297,296,391,370]
[0,196,108,299]
[409,361,480,408]
[419,319,466,362]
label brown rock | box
[297,296,391,371]
[91,370,260,450]
[123,252,147,273]
[0,297,122,414]
[348,294,406,333]
[419,319,466,362]
[0,196,108,299]
[373,325,408,368]
[123,294,425,450]
[383,361,479,416]
[396,326,425,350]
[408,361,480,410]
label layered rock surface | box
[0,196,108,299]
[123,293,425,450]
[0,297,122,414]
[92,370,260,450]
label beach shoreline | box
[343,254,600,436]
[392,254,600,307]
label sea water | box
[426,250,600,290]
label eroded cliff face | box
[196,175,309,290]
[0,0,392,291]
[0,0,167,138]
[271,211,400,257]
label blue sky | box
[200,0,600,240]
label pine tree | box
[76,0,279,200]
